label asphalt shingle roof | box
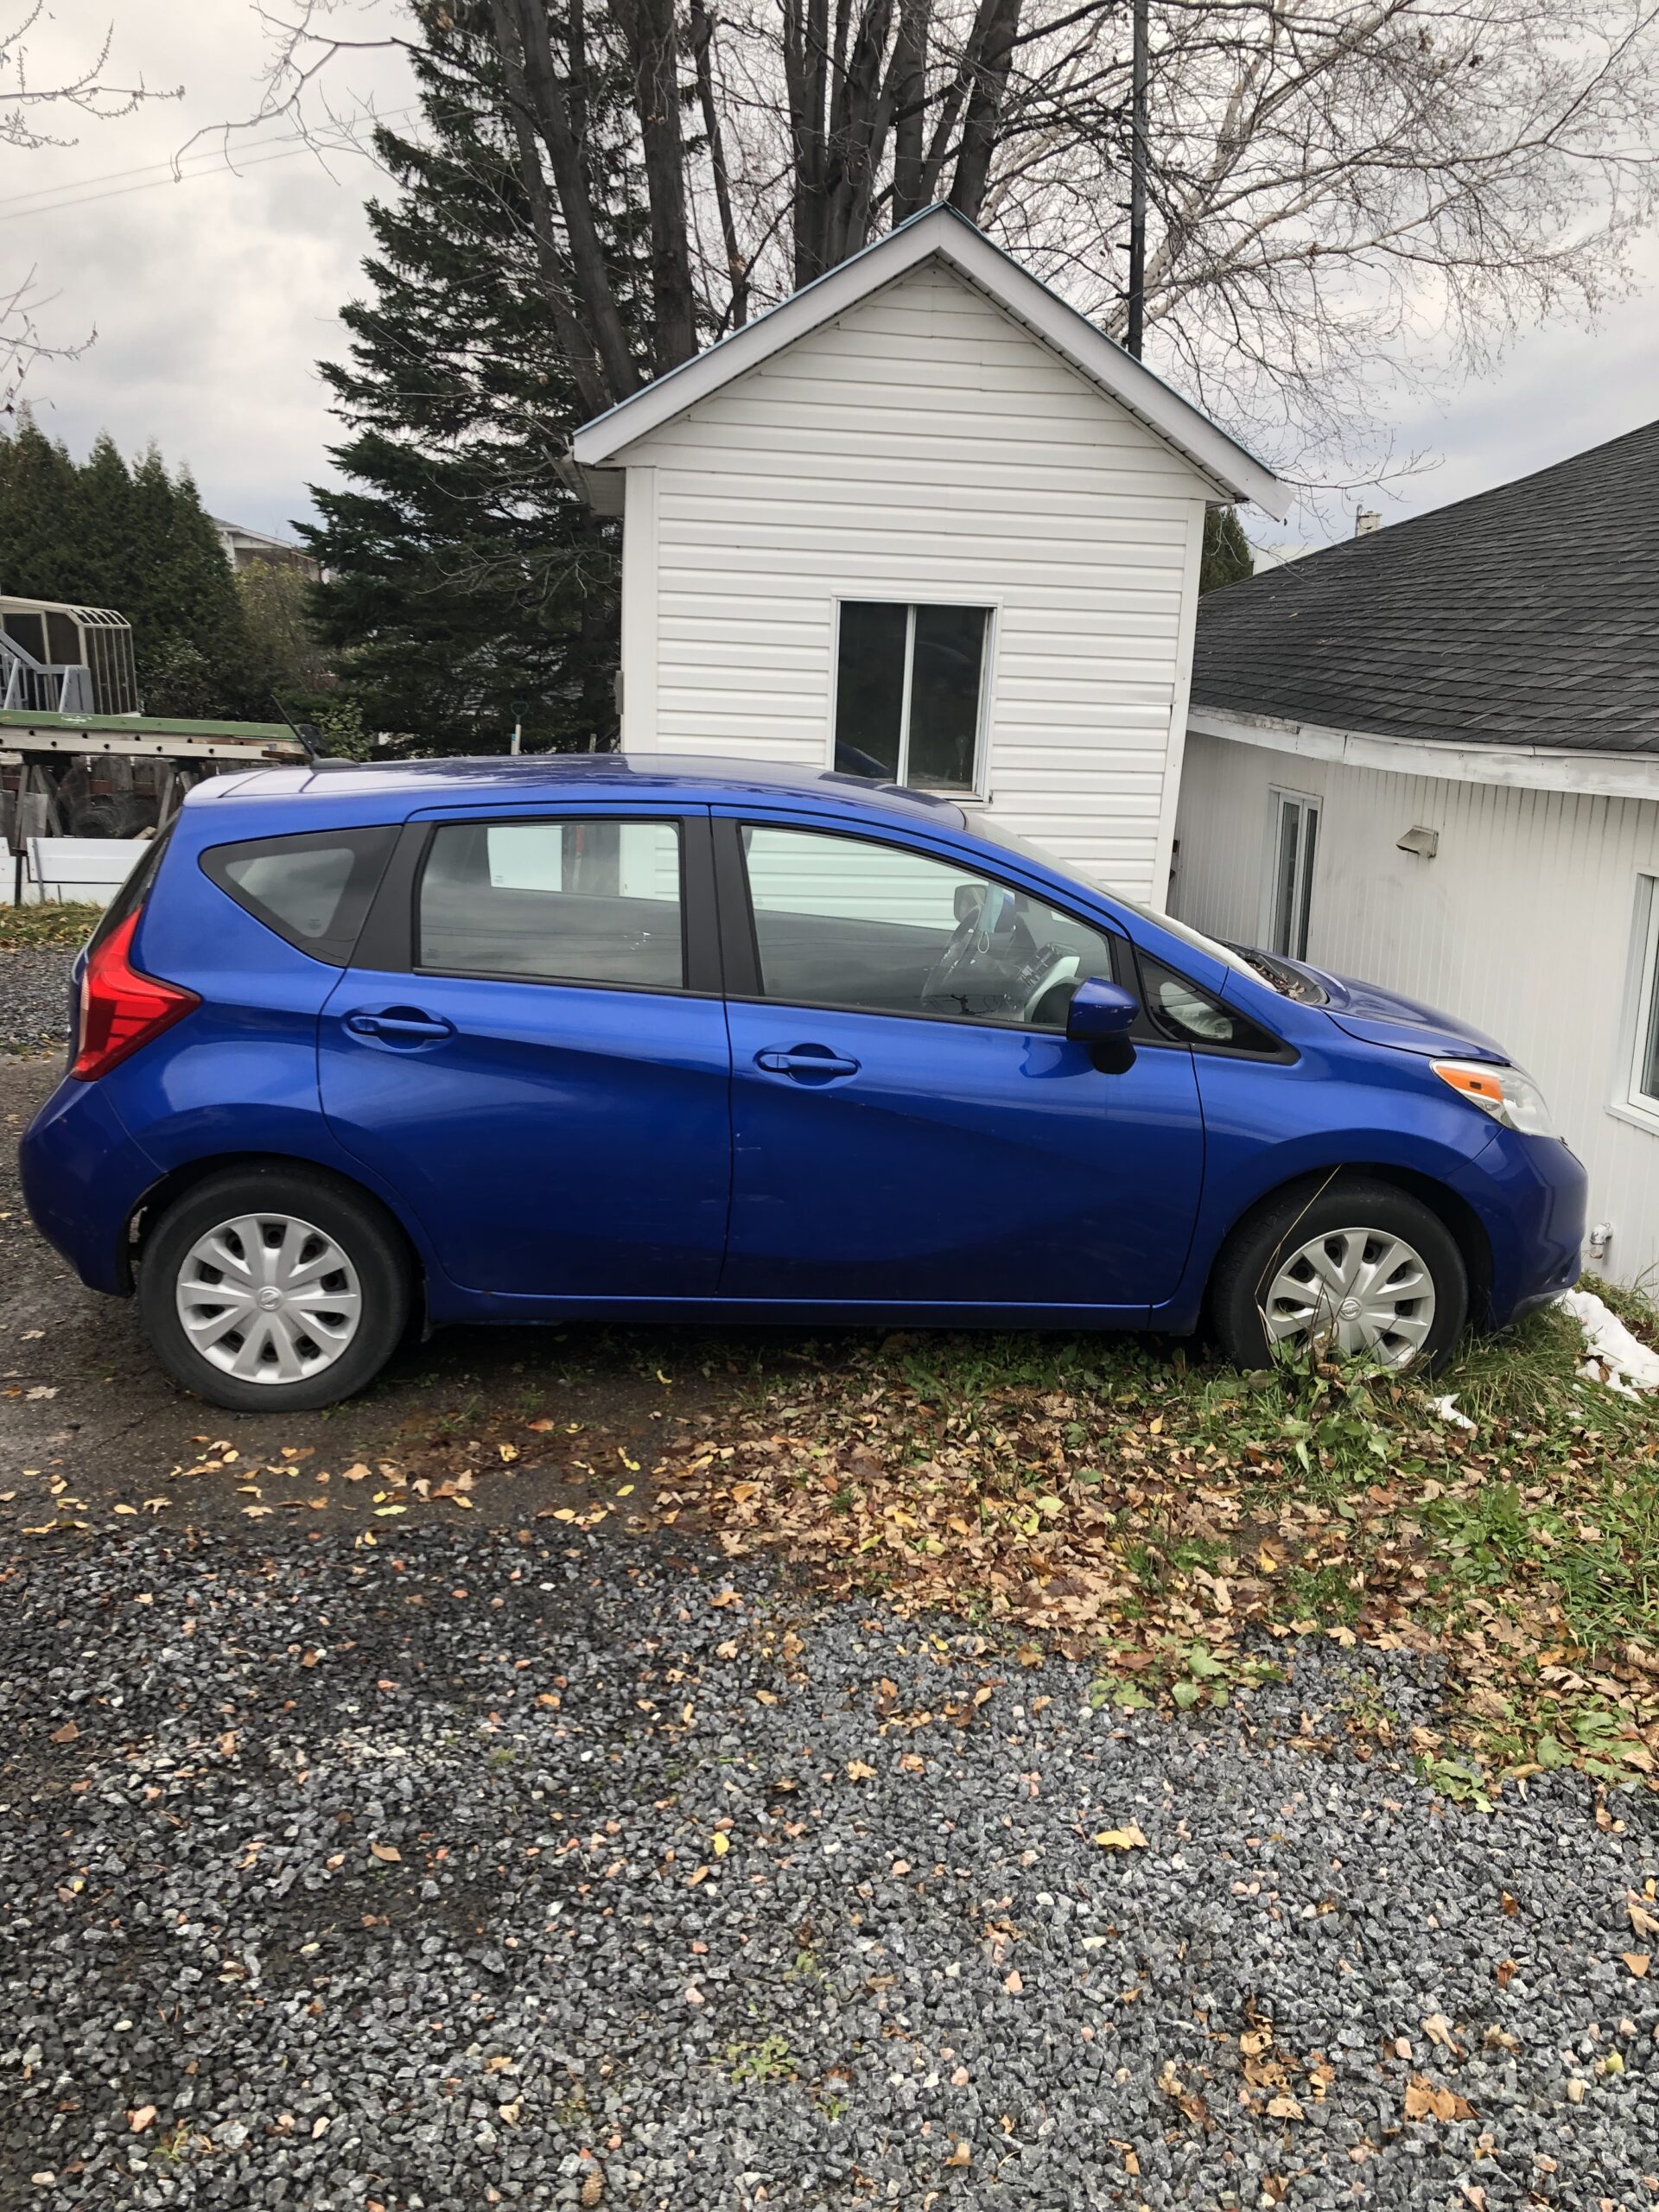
[1191,418,1659,755]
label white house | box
[567,205,1286,906]
[1173,421,1659,1286]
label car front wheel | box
[138,1166,411,1411]
[1210,1177,1467,1375]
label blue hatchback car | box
[21,754,1584,1410]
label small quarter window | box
[418,818,684,988]
[204,825,397,965]
[1139,950,1281,1054]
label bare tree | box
[232,0,1659,474]
[0,6,179,410]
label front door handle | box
[345,1007,455,1044]
[754,1044,861,1084]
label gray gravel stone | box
[0,1524,1655,2209]
[0,945,73,1056]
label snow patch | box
[1555,1287,1659,1399]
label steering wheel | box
[922,887,1042,1015]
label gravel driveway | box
[3,1522,1655,2210]
[0,946,73,1056]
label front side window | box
[740,823,1119,1027]
[204,824,397,965]
[834,601,989,792]
[418,817,683,988]
[1268,790,1319,959]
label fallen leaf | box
[580,2177,603,2208]
[50,1719,79,1745]
[1623,1952,1650,1978]
[1239,2027,1273,2058]
[1093,1823,1147,1851]
[944,2141,971,2168]
[711,1831,730,1857]
[128,2106,156,2134]
[847,1759,876,1781]
[1266,2094,1304,2121]
[1403,2075,1475,2123]
[1495,1958,1517,1988]
[1628,1893,1659,1938]
[1421,2013,1459,2051]
[1003,1968,1023,1993]
[369,1842,402,1864]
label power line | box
[0,107,420,224]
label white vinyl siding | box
[612,260,1212,903]
[1173,726,1659,1287]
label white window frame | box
[1262,786,1320,960]
[1615,870,1659,1135]
[827,595,995,799]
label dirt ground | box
[0,1054,847,1541]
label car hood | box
[1291,958,1510,1064]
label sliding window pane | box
[1270,799,1300,955]
[834,601,907,780]
[907,604,987,790]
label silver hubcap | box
[175,1211,363,1384]
[1261,1225,1436,1370]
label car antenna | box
[269,690,321,764]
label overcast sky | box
[10,2,1658,551]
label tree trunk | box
[611,0,700,373]
[689,0,750,329]
[889,0,930,220]
[948,0,1023,221]
[497,0,641,404]
[486,0,612,420]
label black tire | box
[137,1166,412,1412]
[1209,1175,1467,1376]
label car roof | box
[188,751,969,827]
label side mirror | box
[1065,977,1138,1042]
[1066,977,1139,1075]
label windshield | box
[965,811,1256,979]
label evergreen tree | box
[0,416,264,716]
[302,6,642,752]
[1200,506,1255,593]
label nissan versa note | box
[21,754,1585,1412]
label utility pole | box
[1126,0,1148,359]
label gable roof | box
[569,206,1287,518]
[1192,418,1659,757]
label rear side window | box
[417,818,684,989]
[203,825,398,964]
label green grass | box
[667,1294,1659,1799]
[0,900,102,950]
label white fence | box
[3,837,148,906]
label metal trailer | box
[1,709,308,903]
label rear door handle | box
[345,1007,455,1043]
[754,1045,861,1083]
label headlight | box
[1432,1058,1555,1137]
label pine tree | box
[1200,506,1255,594]
[302,7,641,752]
[0,416,264,716]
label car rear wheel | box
[1210,1177,1467,1376]
[138,1167,410,1411]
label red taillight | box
[71,910,200,1080]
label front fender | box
[1158,1041,1503,1329]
